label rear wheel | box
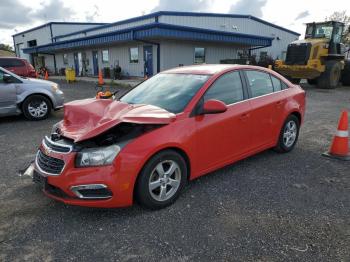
[22,95,51,121]
[307,78,318,85]
[135,150,187,209]
[318,61,342,89]
[274,115,300,153]
[341,60,350,86]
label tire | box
[318,61,342,89]
[287,77,301,84]
[135,150,188,210]
[341,60,350,86]
[307,78,317,85]
[22,95,52,121]
[274,115,300,153]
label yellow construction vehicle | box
[275,21,348,88]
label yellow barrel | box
[65,68,76,83]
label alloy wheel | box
[148,160,181,202]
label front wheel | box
[22,95,51,121]
[135,150,187,210]
[274,115,300,153]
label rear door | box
[243,70,282,148]
[0,69,17,116]
[193,71,253,174]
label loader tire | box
[318,61,342,89]
[341,60,350,86]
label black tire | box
[274,115,300,153]
[135,150,188,210]
[307,78,317,85]
[318,61,342,89]
[287,77,301,84]
[341,60,350,86]
[22,95,52,121]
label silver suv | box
[0,66,64,120]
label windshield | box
[120,73,210,113]
[306,23,333,39]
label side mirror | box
[3,74,12,83]
[201,99,228,114]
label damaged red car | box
[30,65,305,209]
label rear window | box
[0,58,25,67]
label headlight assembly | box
[75,145,120,167]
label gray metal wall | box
[55,42,158,78]
[160,40,244,70]
[159,14,299,59]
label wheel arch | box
[19,93,54,111]
[132,146,192,200]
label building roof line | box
[12,22,107,37]
[23,22,273,54]
[53,11,300,41]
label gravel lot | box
[0,80,349,261]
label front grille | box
[36,150,65,175]
[44,136,72,153]
[285,43,311,65]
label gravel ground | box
[0,80,349,261]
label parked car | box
[0,57,36,78]
[0,66,64,120]
[29,65,305,209]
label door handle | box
[276,101,283,107]
[239,113,250,120]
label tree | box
[0,44,14,52]
[325,10,350,44]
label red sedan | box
[31,65,305,209]
[0,57,36,78]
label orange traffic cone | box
[35,71,39,78]
[322,110,350,160]
[44,70,49,80]
[98,70,104,86]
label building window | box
[63,54,68,64]
[129,47,139,63]
[102,50,109,63]
[27,40,37,47]
[194,47,205,64]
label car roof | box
[161,64,270,75]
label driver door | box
[0,70,17,116]
[193,70,253,177]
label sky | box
[1,0,349,47]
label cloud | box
[33,0,75,22]
[0,0,75,31]
[85,5,101,22]
[0,0,33,29]
[151,0,213,12]
[229,0,267,18]
[295,10,310,20]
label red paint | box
[35,65,306,208]
[0,57,36,78]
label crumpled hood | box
[59,98,176,142]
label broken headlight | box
[75,144,120,167]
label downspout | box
[49,23,57,74]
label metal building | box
[14,11,300,78]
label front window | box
[120,73,210,113]
[102,50,109,63]
[204,71,244,105]
[306,23,333,39]
[194,47,205,64]
[129,47,139,63]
